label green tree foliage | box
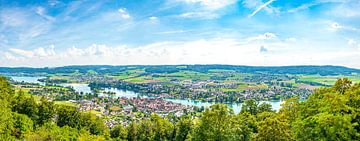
[12,113,33,138]
[191,104,252,141]
[174,116,193,141]
[13,94,39,122]
[0,99,14,138]
[241,99,274,115]
[333,78,352,94]
[127,122,138,141]
[0,76,15,139]
[290,78,360,140]
[111,124,128,141]
[56,105,108,136]
[252,112,292,141]
[78,129,106,141]
[151,114,174,141]
[25,123,79,140]
[1,76,360,140]
[37,96,55,126]
[0,76,14,104]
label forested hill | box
[1,65,360,75]
[1,76,360,140]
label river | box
[10,76,46,86]
[10,76,283,113]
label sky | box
[0,0,360,68]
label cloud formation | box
[176,0,237,10]
[1,0,360,68]
[118,8,131,19]
[2,38,360,68]
[248,0,276,17]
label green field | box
[54,101,79,107]
[299,75,360,85]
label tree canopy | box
[0,76,359,140]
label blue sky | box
[1,0,360,68]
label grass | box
[125,76,153,83]
[299,75,360,85]
[44,86,70,90]
[54,101,79,107]
[168,71,210,80]
[87,110,103,115]
[114,70,212,83]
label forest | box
[0,75,359,140]
[1,65,360,75]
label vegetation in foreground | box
[0,76,359,140]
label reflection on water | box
[164,99,282,113]
[60,83,92,94]
[10,76,46,86]
[99,88,140,98]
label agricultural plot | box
[299,75,360,86]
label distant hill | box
[0,65,359,76]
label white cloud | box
[286,38,297,42]
[348,39,356,46]
[328,22,359,32]
[2,38,359,68]
[149,16,158,21]
[287,2,318,13]
[173,0,237,19]
[327,0,360,17]
[0,7,52,42]
[177,11,219,19]
[287,0,345,13]
[118,8,131,19]
[348,39,360,49]
[9,45,56,58]
[35,6,55,21]
[0,9,27,27]
[149,16,158,23]
[154,30,190,34]
[176,0,237,10]
[260,46,268,53]
[243,0,279,17]
[248,0,276,17]
[48,0,60,6]
[248,32,277,41]
[330,22,342,30]
[9,48,34,58]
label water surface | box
[10,76,46,85]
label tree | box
[241,99,259,115]
[175,116,193,141]
[279,98,301,122]
[13,95,39,123]
[56,105,82,129]
[24,123,79,141]
[78,129,106,141]
[127,122,138,141]
[0,76,14,105]
[150,114,174,141]
[0,99,14,138]
[191,104,245,141]
[37,97,55,126]
[293,113,357,140]
[111,124,128,141]
[252,112,292,141]
[12,113,33,138]
[257,103,273,113]
[333,78,352,94]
